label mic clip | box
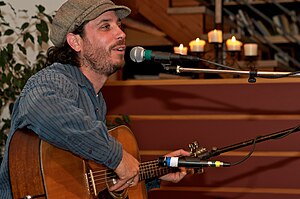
[248,70,257,83]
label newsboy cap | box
[50,0,131,47]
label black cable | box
[229,125,300,167]
[229,135,259,167]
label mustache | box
[111,39,126,49]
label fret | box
[139,160,179,181]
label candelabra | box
[173,30,259,74]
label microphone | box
[130,46,200,63]
[158,156,231,168]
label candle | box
[244,43,258,56]
[174,44,188,55]
[226,36,242,51]
[208,29,222,43]
[189,38,206,52]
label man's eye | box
[119,24,124,31]
[100,24,110,30]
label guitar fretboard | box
[139,160,179,181]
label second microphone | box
[158,156,231,168]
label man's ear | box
[66,33,82,52]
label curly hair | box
[46,21,88,67]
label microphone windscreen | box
[130,46,145,63]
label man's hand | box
[159,149,192,183]
[109,149,139,192]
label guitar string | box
[86,160,173,186]
[90,166,166,184]
[88,167,165,186]
[89,160,159,177]
[88,166,172,187]
[88,160,162,182]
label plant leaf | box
[6,43,13,55]
[1,22,10,26]
[17,43,27,55]
[0,50,7,67]
[37,35,42,46]
[36,19,49,44]
[44,13,53,24]
[122,115,130,124]
[21,22,29,30]
[36,5,45,13]
[14,63,23,71]
[23,32,34,43]
[4,29,14,36]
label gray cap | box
[50,0,131,47]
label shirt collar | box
[52,63,95,93]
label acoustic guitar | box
[9,125,188,199]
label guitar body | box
[8,125,147,199]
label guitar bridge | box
[88,169,98,197]
[86,164,128,199]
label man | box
[0,0,191,198]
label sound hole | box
[97,169,128,199]
[98,188,129,199]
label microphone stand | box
[175,66,300,83]
[196,125,300,160]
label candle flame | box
[196,38,200,42]
[179,44,184,49]
[231,36,236,42]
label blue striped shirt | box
[0,63,122,198]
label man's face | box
[79,11,126,76]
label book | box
[272,15,283,35]
[279,14,291,34]
[251,18,271,36]
[238,9,254,35]
[290,11,299,35]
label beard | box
[81,38,125,76]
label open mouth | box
[113,45,126,52]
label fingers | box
[164,149,190,157]
[159,168,186,183]
[159,149,195,183]
[109,149,139,192]
[111,173,139,191]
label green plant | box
[0,1,53,153]
[106,114,131,129]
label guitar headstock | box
[188,141,207,173]
[189,141,207,157]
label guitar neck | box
[139,160,179,181]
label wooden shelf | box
[264,35,300,44]
[224,0,300,6]
[167,6,207,14]
[237,60,280,69]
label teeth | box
[118,47,123,51]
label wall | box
[0,0,65,124]
[2,0,64,15]
[102,78,300,199]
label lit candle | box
[244,43,258,56]
[226,36,242,51]
[174,44,188,55]
[189,38,206,52]
[208,29,222,43]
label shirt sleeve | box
[145,178,161,191]
[16,71,122,169]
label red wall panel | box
[102,79,300,199]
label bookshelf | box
[224,0,300,6]
[218,0,300,70]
